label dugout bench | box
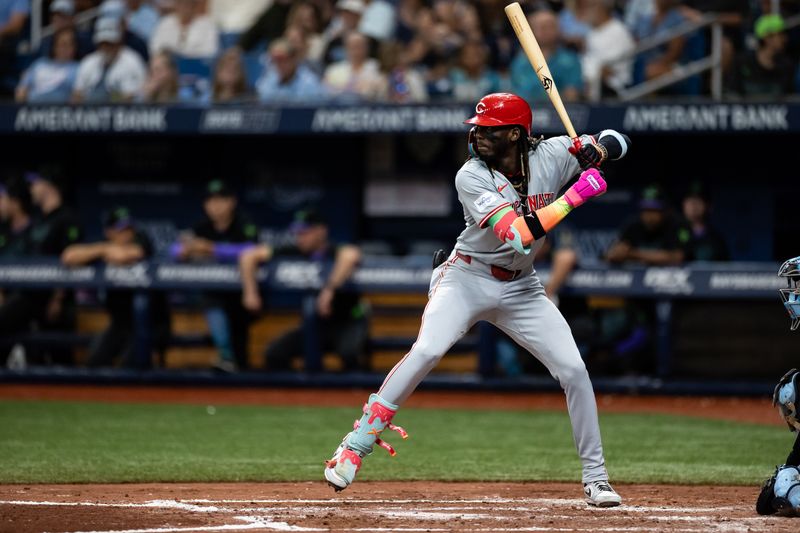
[0,258,787,379]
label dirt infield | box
[0,385,788,531]
[0,481,795,532]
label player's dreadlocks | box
[513,127,543,193]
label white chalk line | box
[1,498,783,533]
[0,498,739,515]
[181,498,740,513]
[58,516,323,533]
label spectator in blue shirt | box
[256,37,327,103]
[510,9,583,103]
[16,28,80,103]
[450,38,505,103]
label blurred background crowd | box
[1,0,798,105]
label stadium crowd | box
[1,0,798,104]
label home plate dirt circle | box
[1,482,797,533]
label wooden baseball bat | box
[504,2,581,149]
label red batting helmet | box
[464,93,532,136]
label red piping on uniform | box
[378,256,456,396]
[479,202,511,228]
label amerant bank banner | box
[1,103,796,135]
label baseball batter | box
[324,93,631,507]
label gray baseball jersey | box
[375,133,612,484]
[455,134,592,271]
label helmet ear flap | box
[467,126,479,159]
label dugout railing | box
[0,258,790,392]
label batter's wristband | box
[595,142,608,163]
[524,213,547,240]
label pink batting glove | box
[564,168,607,208]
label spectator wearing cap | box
[171,179,258,371]
[16,169,84,366]
[125,0,162,42]
[72,17,147,103]
[239,208,369,372]
[605,184,688,266]
[725,14,796,98]
[256,38,327,103]
[149,0,219,58]
[96,0,150,61]
[16,27,80,103]
[61,207,170,369]
[680,182,729,262]
[37,0,94,59]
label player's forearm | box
[489,169,606,254]
[61,243,108,266]
[238,245,270,293]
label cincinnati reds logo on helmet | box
[463,93,533,136]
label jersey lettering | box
[528,192,555,211]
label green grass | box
[0,400,788,485]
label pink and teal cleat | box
[324,393,408,492]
